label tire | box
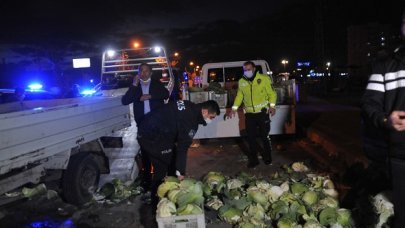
[62,152,100,205]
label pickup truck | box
[0,46,175,205]
[189,60,296,139]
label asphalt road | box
[0,136,333,228]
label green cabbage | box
[156,198,176,217]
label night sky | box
[0,0,404,75]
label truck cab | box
[189,60,296,139]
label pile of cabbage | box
[202,162,354,227]
[156,176,204,218]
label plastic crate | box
[189,91,209,104]
[208,91,228,108]
[156,213,205,228]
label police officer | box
[137,100,220,207]
[122,63,169,192]
[226,61,277,168]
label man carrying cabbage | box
[137,100,220,208]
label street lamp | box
[281,59,289,71]
[133,42,140,48]
[326,61,331,69]
[174,52,179,57]
[189,61,194,66]
[326,62,331,76]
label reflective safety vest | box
[232,72,277,113]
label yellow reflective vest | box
[232,72,277,113]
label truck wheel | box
[62,153,100,205]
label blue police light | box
[80,89,96,95]
[28,83,43,90]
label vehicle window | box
[224,67,243,82]
[256,66,263,74]
[207,68,224,83]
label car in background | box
[0,88,56,104]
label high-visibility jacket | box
[232,72,277,113]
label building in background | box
[347,23,401,90]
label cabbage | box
[180,178,197,190]
[291,162,309,172]
[336,208,353,227]
[167,189,183,202]
[318,197,339,208]
[290,182,308,195]
[177,203,203,215]
[206,197,224,210]
[323,179,335,189]
[219,205,243,224]
[303,220,323,228]
[268,186,284,202]
[256,180,271,190]
[156,198,176,217]
[247,186,268,206]
[373,192,394,227]
[203,171,226,195]
[277,216,298,228]
[236,221,255,228]
[157,177,180,198]
[323,188,339,198]
[224,188,243,200]
[269,200,289,220]
[225,197,252,211]
[302,191,318,206]
[319,207,337,226]
[22,183,47,199]
[280,181,290,192]
[203,171,226,186]
[243,203,266,220]
[227,178,244,190]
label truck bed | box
[0,96,131,175]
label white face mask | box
[204,118,212,124]
[140,77,151,83]
[244,70,254,78]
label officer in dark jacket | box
[137,100,220,206]
[121,63,169,192]
[361,11,405,227]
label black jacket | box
[362,44,405,159]
[121,79,169,124]
[137,100,206,175]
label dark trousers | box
[391,158,405,227]
[139,148,152,191]
[245,111,272,163]
[138,137,173,207]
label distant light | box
[297,62,310,67]
[133,42,140,48]
[174,52,179,57]
[107,50,116,58]
[189,61,194,66]
[73,58,91,68]
[154,46,161,53]
[80,89,96,95]
[90,79,94,83]
[28,83,43,90]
